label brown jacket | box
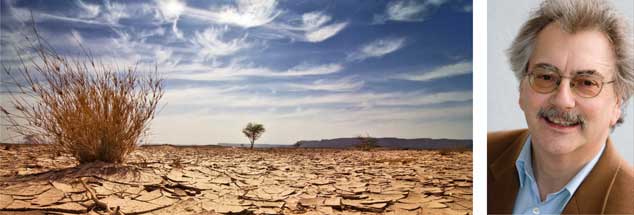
[488,129,634,214]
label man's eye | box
[580,79,598,87]
[538,74,553,81]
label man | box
[488,0,634,214]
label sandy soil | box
[0,144,472,215]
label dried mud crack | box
[0,144,472,215]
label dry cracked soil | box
[0,144,472,215]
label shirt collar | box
[515,134,607,195]
[515,135,534,188]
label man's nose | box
[549,80,576,109]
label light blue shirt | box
[512,135,606,215]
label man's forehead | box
[529,23,617,78]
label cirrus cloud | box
[183,0,281,28]
[347,37,406,61]
[168,62,344,81]
[395,61,472,82]
[192,26,253,60]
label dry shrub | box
[356,134,379,151]
[438,149,454,156]
[0,28,164,164]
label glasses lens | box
[572,75,602,97]
[530,69,559,93]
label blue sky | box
[1,0,472,145]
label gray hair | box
[507,0,634,125]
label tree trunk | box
[250,140,254,149]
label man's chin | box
[531,133,583,156]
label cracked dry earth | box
[0,144,472,215]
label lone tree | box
[242,122,265,149]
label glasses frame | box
[526,71,615,98]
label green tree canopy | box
[242,122,265,149]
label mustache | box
[538,107,585,125]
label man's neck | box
[531,140,604,201]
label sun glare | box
[159,0,185,20]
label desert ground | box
[0,144,472,215]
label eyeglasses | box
[527,67,615,98]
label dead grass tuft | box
[1,26,164,164]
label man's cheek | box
[609,100,622,126]
[519,96,527,112]
[518,81,527,112]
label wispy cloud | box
[155,47,179,66]
[32,12,118,27]
[192,26,252,59]
[158,104,471,125]
[183,0,281,28]
[305,22,348,42]
[9,0,130,27]
[378,91,472,106]
[214,0,280,28]
[352,106,472,122]
[168,62,343,81]
[163,87,471,109]
[300,11,348,42]
[155,0,280,40]
[286,76,364,92]
[280,63,343,77]
[387,0,427,21]
[374,0,449,23]
[76,0,100,19]
[300,12,331,30]
[101,0,129,25]
[156,0,186,38]
[395,61,472,82]
[267,11,348,43]
[347,37,406,61]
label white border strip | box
[472,0,487,214]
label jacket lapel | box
[562,139,621,214]
[489,130,530,213]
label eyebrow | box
[533,63,560,73]
[575,70,605,79]
[533,63,604,78]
